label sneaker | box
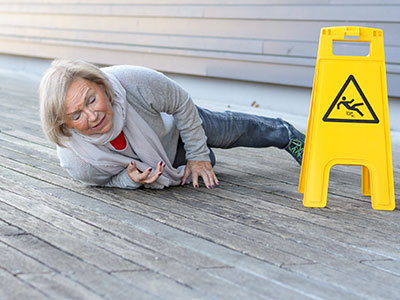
[284,123,305,165]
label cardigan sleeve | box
[57,146,142,189]
[109,65,210,162]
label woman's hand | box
[127,161,165,185]
[181,160,219,189]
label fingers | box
[135,167,153,182]
[202,170,217,189]
[192,172,200,189]
[182,160,219,189]
[198,169,219,189]
[127,161,165,185]
[127,161,139,174]
[180,167,191,187]
[213,172,220,187]
[155,161,166,174]
[201,167,219,189]
[127,160,220,188]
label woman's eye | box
[73,112,81,121]
[89,96,96,104]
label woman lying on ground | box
[39,60,305,190]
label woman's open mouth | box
[93,115,106,129]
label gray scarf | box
[64,72,186,189]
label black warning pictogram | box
[323,75,379,123]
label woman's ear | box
[60,122,71,136]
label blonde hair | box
[39,59,113,146]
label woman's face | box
[64,78,113,135]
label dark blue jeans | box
[173,106,290,167]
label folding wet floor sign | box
[299,26,395,210]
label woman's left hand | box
[181,160,219,189]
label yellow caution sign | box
[299,26,395,210]
[323,75,379,123]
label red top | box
[110,131,127,151]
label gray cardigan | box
[57,65,210,189]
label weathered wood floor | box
[1,70,400,300]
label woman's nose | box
[84,108,97,121]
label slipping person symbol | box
[337,96,364,117]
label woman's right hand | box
[127,161,165,185]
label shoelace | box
[288,139,304,159]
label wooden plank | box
[217,145,400,197]
[0,140,364,298]
[0,114,48,143]
[0,204,171,300]
[137,183,400,298]
[0,111,43,133]
[1,4,399,23]
[4,181,230,271]
[210,148,400,223]
[0,1,395,7]
[203,5,400,22]
[214,149,400,225]
[205,267,363,300]
[1,154,398,298]
[0,0,338,6]
[3,14,400,42]
[0,34,316,67]
[143,187,400,262]
[284,262,400,299]
[3,146,400,294]
[0,135,366,300]
[263,40,400,66]
[0,219,24,236]
[0,90,38,109]
[0,268,50,300]
[1,215,145,276]
[206,181,400,264]
[0,241,51,275]
[111,269,262,300]
[332,0,399,4]
[362,259,400,277]
[3,24,399,64]
[0,128,52,148]
[0,133,59,163]
[0,144,64,178]
[0,192,147,274]
[0,25,264,55]
[0,151,390,298]
[0,189,289,300]
[0,160,312,267]
[114,268,316,300]
[0,165,359,299]
[1,132,398,262]
[0,140,394,270]
[17,273,105,300]
[0,37,315,86]
[0,98,41,118]
[0,221,110,299]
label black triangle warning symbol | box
[323,75,379,123]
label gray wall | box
[0,0,399,96]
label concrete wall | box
[0,1,399,96]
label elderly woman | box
[39,60,305,190]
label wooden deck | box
[1,70,400,300]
